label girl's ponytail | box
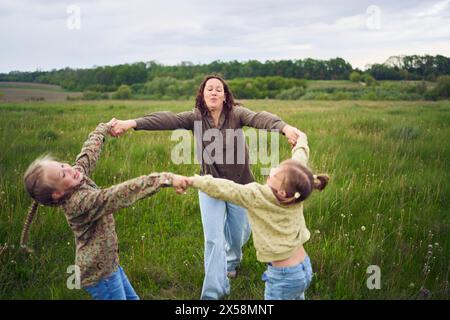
[20,201,38,253]
[313,174,330,191]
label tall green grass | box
[0,100,448,299]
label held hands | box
[171,175,189,194]
[106,118,118,135]
[109,119,137,137]
[282,125,305,148]
[171,175,195,194]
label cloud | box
[415,0,450,17]
[0,0,449,72]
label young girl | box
[185,131,329,300]
[21,120,187,300]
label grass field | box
[0,99,449,300]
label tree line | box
[1,55,448,93]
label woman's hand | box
[282,125,303,147]
[110,119,137,137]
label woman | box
[110,75,302,300]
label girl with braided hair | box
[21,120,187,300]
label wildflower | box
[340,214,346,218]
[361,226,366,231]
[315,230,321,234]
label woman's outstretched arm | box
[110,110,197,136]
[236,106,302,146]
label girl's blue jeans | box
[198,191,251,300]
[84,265,140,300]
[263,255,313,300]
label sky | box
[0,0,449,73]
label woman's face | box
[203,78,226,113]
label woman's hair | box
[195,74,238,116]
[21,154,58,249]
[275,159,329,205]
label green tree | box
[363,74,377,86]
[350,71,362,82]
[112,84,132,100]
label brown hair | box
[195,74,238,117]
[275,159,329,205]
[21,154,59,250]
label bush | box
[66,95,81,101]
[112,85,132,100]
[85,84,115,92]
[275,86,306,100]
[434,75,450,99]
[229,76,307,99]
[349,71,362,82]
[405,81,427,95]
[25,97,45,101]
[82,91,109,100]
[424,90,438,101]
[363,74,377,86]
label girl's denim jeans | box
[263,255,313,300]
[84,265,140,300]
[198,190,251,300]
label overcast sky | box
[1,0,449,73]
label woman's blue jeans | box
[198,191,251,300]
[84,266,140,300]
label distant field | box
[0,82,82,102]
[307,80,363,89]
[0,99,448,300]
[307,80,436,89]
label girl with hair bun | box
[186,131,329,300]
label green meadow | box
[0,99,448,299]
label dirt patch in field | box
[0,82,82,102]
